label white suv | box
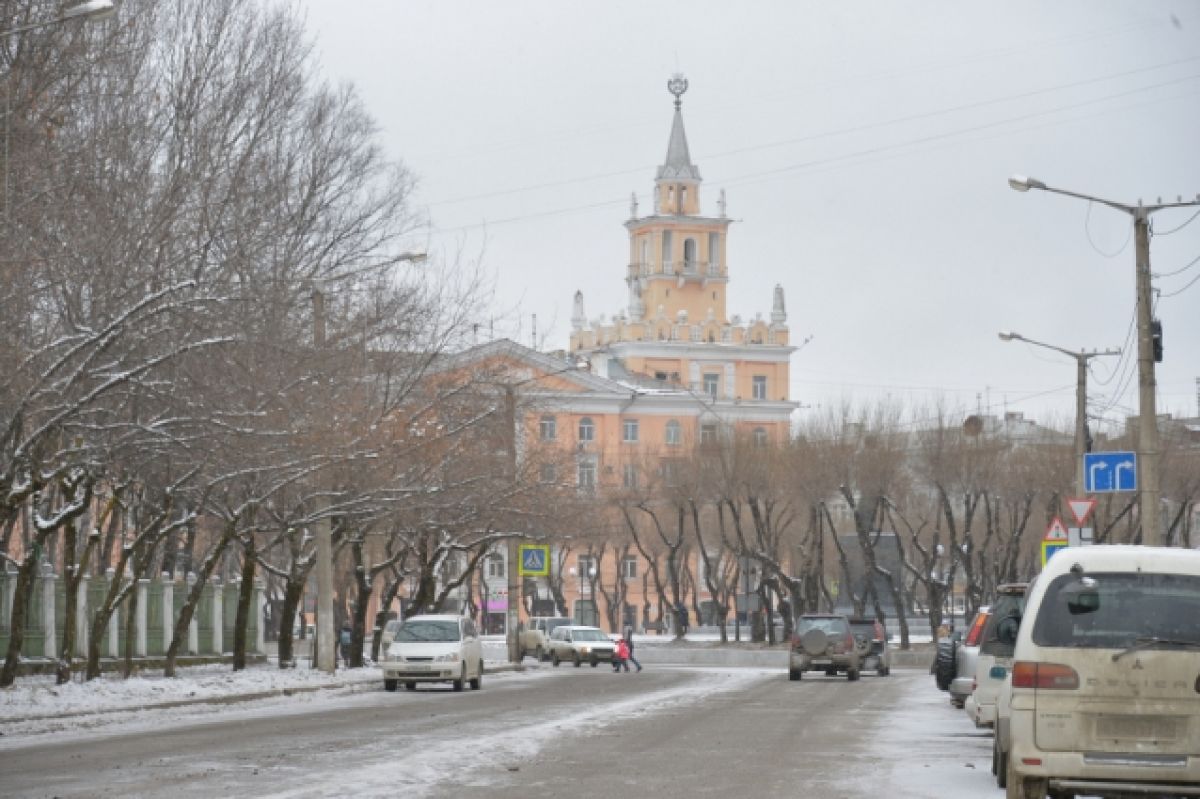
[1004,545,1200,798]
[381,615,484,693]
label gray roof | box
[656,104,701,182]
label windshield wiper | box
[1112,636,1200,662]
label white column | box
[212,580,224,655]
[41,566,57,659]
[160,573,174,655]
[254,581,265,654]
[136,579,149,657]
[186,573,199,655]
[76,576,89,657]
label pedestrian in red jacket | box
[614,638,631,672]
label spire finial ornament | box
[667,73,688,109]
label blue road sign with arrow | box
[1083,451,1137,493]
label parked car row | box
[936,545,1200,799]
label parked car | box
[848,617,891,676]
[1005,545,1200,798]
[546,625,615,667]
[788,613,860,681]
[949,606,989,708]
[519,616,573,662]
[380,614,484,693]
[965,583,1027,728]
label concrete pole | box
[1134,213,1160,546]
[136,579,148,657]
[311,283,336,674]
[505,386,521,664]
[1074,356,1087,498]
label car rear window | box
[798,617,849,635]
[396,620,461,642]
[1032,572,1200,649]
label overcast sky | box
[295,0,1200,434]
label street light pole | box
[1008,175,1200,545]
[998,331,1120,496]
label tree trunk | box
[277,576,305,668]
[164,524,235,677]
[232,536,256,671]
[0,553,40,687]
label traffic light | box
[1150,319,1163,362]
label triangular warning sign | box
[1044,517,1069,542]
[1066,498,1097,526]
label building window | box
[623,418,639,443]
[486,555,505,579]
[621,555,638,580]
[703,373,719,398]
[623,463,638,489]
[577,555,597,597]
[661,460,680,486]
[540,414,556,441]
[753,427,768,448]
[683,238,696,271]
[708,232,719,273]
[662,230,672,266]
[577,459,596,490]
[752,375,767,400]
[578,417,595,442]
[665,419,681,446]
[539,463,557,483]
[700,423,718,445]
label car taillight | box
[1011,661,1079,690]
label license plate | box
[1095,715,1179,741]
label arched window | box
[662,231,673,268]
[578,417,595,442]
[708,232,719,274]
[665,420,681,446]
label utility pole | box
[311,284,335,673]
[999,331,1120,497]
[504,385,522,663]
[1008,175,1200,545]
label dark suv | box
[788,614,861,681]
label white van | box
[1004,545,1200,798]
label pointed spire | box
[571,290,587,331]
[771,284,787,324]
[657,74,701,182]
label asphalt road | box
[0,666,996,798]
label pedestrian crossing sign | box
[519,544,550,577]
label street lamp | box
[998,331,1120,496]
[0,1,115,36]
[1008,175,1200,546]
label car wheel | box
[788,668,801,681]
[470,661,482,690]
[573,653,581,667]
[590,657,599,668]
[384,679,397,692]
[825,669,837,677]
[536,645,545,662]
[404,681,416,691]
[847,668,860,681]
[552,652,560,666]
[453,665,465,692]
[994,736,1007,788]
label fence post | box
[160,573,173,657]
[186,572,199,655]
[136,578,149,657]
[211,580,223,655]
[254,580,265,654]
[76,575,90,658]
[42,563,57,659]
[106,569,120,658]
